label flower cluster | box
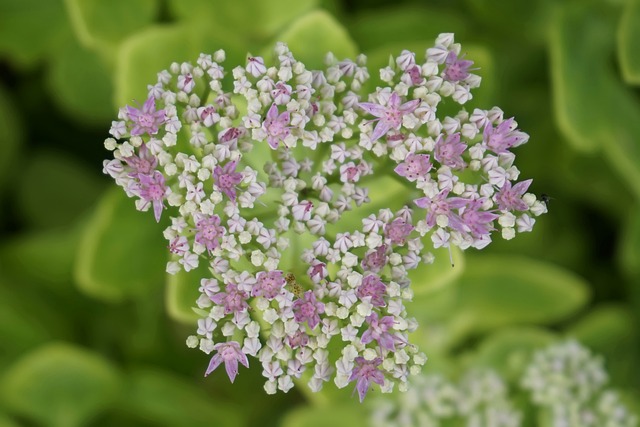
[371,370,520,427]
[102,33,546,399]
[371,341,637,427]
[522,341,637,427]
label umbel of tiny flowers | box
[102,33,547,400]
[371,341,637,427]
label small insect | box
[285,273,303,298]
[540,193,552,209]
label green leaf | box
[0,280,73,367]
[165,262,208,325]
[16,150,106,230]
[280,404,368,427]
[115,24,246,107]
[0,413,20,427]
[551,1,640,199]
[65,0,158,49]
[471,327,556,382]
[0,84,22,193]
[46,37,115,123]
[619,206,640,278]
[549,2,615,152]
[350,5,468,52]
[566,304,639,388]
[618,0,640,85]
[272,10,358,69]
[0,0,70,68]
[167,0,317,41]
[75,188,167,302]
[453,255,590,333]
[0,224,82,292]
[120,369,245,427]
[0,343,122,427]
[465,0,553,44]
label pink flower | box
[356,274,387,307]
[124,143,157,178]
[293,291,324,329]
[459,199,499,238]
[136,171,167,222]
[126,96,166,136]
[361,312,396,351]
[197,105,220,127]
[415,189,468,230]
[359,92,420,142]
[361,244,388,273]
[443,51,473,82]
[194,214,225,252]
[263,104,291,149]
[252,271,285,299]
[384,218,414,246]
[394,153,432,181]
[483,118,528,154]
[340,162,361,183]
[246,56,266,77]
[271,82,292,105]
[213,161,243,201]
[349,357,385,402]
[205,341,249,383]
[434,133,466,169]
[307,261,327,282]
[495,179,532,211]
[210,282,249,315]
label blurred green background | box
[1,0,639,426]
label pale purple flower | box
[197,105,220,127]
[483,118,527,154]
[415,189,468,230]
[361,244,388,273]
[263,104,291,149]
[252,271,285,299]
[384,218,414,246]
[340,162,361,183]
[194,214,225,252]
[124,143,157,178]
[443,51,473,82]
[361,312,396,351]
[434,133,466,169]
[177,73,195,93]
[286,331,309,349]
[308,261,327,282]
[271,82,292,105]
[293,290,325,330]
[246,56,266,77]
[394,153,432,181]
[349,357,385,402]
[406,65,423,85]
[137,171,167,222]
[168,236,189,254]
[495,179,532,211]
[219,127,245,145]
[213,161,243,201]
[205,341,249,383]
[459,198,499,238]
[359,92,420,142]
[126,96,166,136]
[210,282,249,315]
[356,274,386,307]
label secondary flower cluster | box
[102,33,546,400]
[522,341,637,427]
[371,370,520,427]
[371,341,637,427]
